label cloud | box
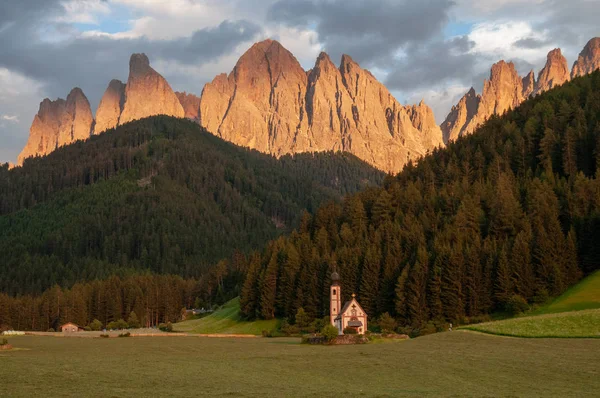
[0,68,46,163]
[1,115,19,123]
[1,0,600,163]
[268,0,454,67]
[513,37,551,49]
[385,36,477,92]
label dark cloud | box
[0,18,262,109]
[385,36,476,91]
[513,37,551,50]
[268,0,454,66]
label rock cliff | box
[571,37,600,78]
[535,48,569,95]
[198,40,443,173]
[18,88,93,164]
[175,92,201,121]
[94,79,125,134]
[441,40,600,144]
[119,53,184,125]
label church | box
[330,271,368,335]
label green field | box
[2,332,599,397]
[462,271,600,338]
[534,270,600,315]
[174,298,278,335]
[463,308,600,338]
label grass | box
[2,332,600,397]
[462,308,600,338]
[533,270,600,315]
[174,298,279,335]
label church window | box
[333,290,336,295]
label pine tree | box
[494,246,512,308]
[511,230,535,300]
[394,265,410,322]
[259,253,279,320]
[239,254,261,318]
[406,247,429,327]
[359,245,382,315]
[564,229,582,286]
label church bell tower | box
[330,270,341,328]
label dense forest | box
[238,71,600,330]
[0,274,197,330]
[0,116,384,296]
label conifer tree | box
[359,245,382,315]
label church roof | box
[335,297,368,320]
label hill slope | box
[463,309,600,338]
[174,298,277,335]
[0,116,384,295]
[237,71,600,327]
[534,270,600,315]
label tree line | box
[238,71,600,331]
[0,116,383,296]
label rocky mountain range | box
[441,38,600,143]
[16,37,600,172]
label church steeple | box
[330,269,341,328]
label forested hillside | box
[239,71,600,329]
[0,116,384,296]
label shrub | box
[89,319,103,331]
[310,317,328,334]
[118,332,131,338]
[158,322,173,332]
[261,329,273,338]
[343,327,357,335]
[127,312,141,329]
[420,322,438,336]
[100,334,109,338]
[47,328,55,333]
[506,295,529,315]
[280,320,300,336]
[1,338,8,346]
[378,312,398,333]
[533,288,550,305]
[295,308,312,331]
[321,324,339,342]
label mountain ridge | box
[14,37,600,171]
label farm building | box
[60,323,80,333]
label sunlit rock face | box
[118,53,184,125]
[441,41,599,144]
[534,48,570,95]
[198,40,444,173]
[18,88,93,165]
[175,92,201,122]
[571,37,600,78]
[94,79,126,134]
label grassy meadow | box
[462,271,600,338]
[534,270,600,315]
[174,298,278,335]
[2,332,599,397]
[462,308,600,338]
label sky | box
[1,0,599,163]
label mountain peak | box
[119,53,184,125]
[129,53,151,75]
[572,37,600,78]
[18,88,93,165]
[340,54,359,71]
[535,47,569,94]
